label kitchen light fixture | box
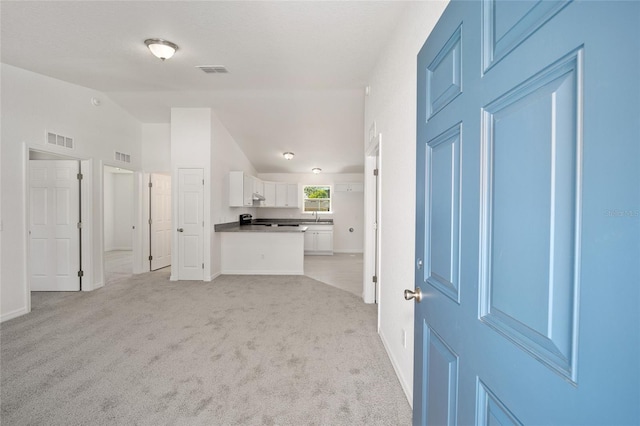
[283,152,295,160]
[144,38,179,60]
[312,168,322,174]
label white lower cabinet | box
[304,225,333,255]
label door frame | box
[364,132,382,306]
[24,145,93,305]
[101,163,142,285]
[171,166,208,281]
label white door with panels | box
[29,160,81,291]
[150,173,172,271]
[177,168,204,280]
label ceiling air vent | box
[196,65,229,74]
[115,151,131,164]
[46,131,74,149]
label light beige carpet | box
[1,270,411,425]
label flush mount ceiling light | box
[312,168,322,174]
[144,38,179,61]
[283,152,295,160]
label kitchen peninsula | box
[216,215,308,275]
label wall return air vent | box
[196,65,229,74]
[115,151,131,164]
[46,131,74,149]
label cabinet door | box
[315,231,333,252]
[243,175,253,206]
[275,183,287,207]
[304,231,315,251]
[229,171,244,207]
[263,182,276,207]
[286,183,298,207]
[253,178,264,196]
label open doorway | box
[103,165,134,285]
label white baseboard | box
[1,306,29,323]
[92,281,104,290]
[333,249,364,254]
[207,271,221,282]
[379,328,413,409]
[106,247,132,252]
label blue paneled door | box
[412,1,639,424]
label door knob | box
[404,288,423,303]
[177,228,184,232]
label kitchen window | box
[303,185,331,213]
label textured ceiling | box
[1,1,409,173]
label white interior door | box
[150,173,172,271]
[29,160,80,291]
[177,168,203,280]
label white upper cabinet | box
[263,182,276,207]
[230,172,299,209]
[275,182,298,208]
[335,183,364,192]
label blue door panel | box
[415,1,639,424]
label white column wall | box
[210,112,257,279]
[364,1,449,405]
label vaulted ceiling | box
[1,1,409,173]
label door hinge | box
[202,179,205,185]
[372,275,378,283]
[77,173,83,180]
[148,255,153,261]
[77,222,82,229]
[202,263,204,269]
[149,182,153,188]
[148,218,152,225]
[77,270,84,277]
[373,168,378,176]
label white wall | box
[142,123,171,173]
[210,112,257,278]
[256,173,364,253]
[1,63,142,322]
[103,171,133,251]
[364,1,448,405]
[104,171,115,250]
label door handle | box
[404,288,423,303]
[177,228,184,232]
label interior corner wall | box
[0,63,142,322]
[364,1,449,405]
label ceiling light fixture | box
[283,152,295,160]
[312,168,322,174]
[144,38,179,61]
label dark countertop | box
[216,224,309,233]
[215,218,332,233]
[253,218,333,226]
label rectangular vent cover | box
[196,65,229,74]
[46,132,74,149]
[115,151,131,163]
